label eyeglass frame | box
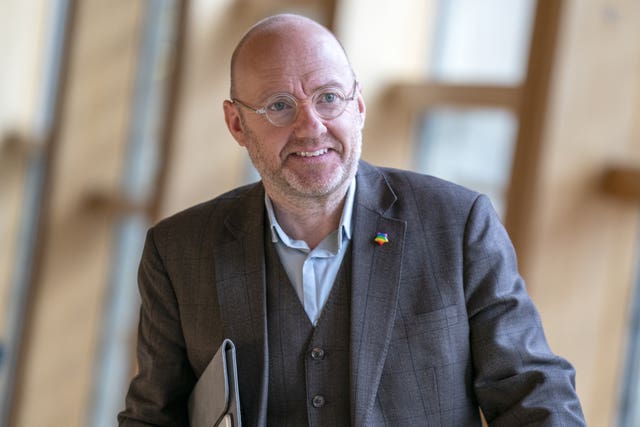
[230,80,359,127]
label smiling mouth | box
[295,148,329,157]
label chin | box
[289,176,348,198]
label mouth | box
[294,148,329,157]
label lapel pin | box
[374,232,389,246]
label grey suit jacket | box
[119,161,586,426]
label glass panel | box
[430,0,536,84]
[415,108,517,217]
[619,231,640,427]
[87,1,179,425]
[0,0,70,423]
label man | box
[119,14,586,426]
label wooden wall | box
[9,1,143,425]
[523,1,640,425]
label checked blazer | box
[119,161,586,426]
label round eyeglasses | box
[231,81,358,127]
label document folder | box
[188,339,242,427]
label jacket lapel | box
[350,162,406,427]
[213,183,269,426]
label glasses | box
[232,81,358,127]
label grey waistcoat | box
[265,237,352,427]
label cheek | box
[335,108,364,135]
[329,121,361,148]
[257,132,292,160]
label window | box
[414,0,536,216]
[416,108,517,216]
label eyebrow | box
[257,80,349,102]
[312,80,346,91]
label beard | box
[240,116,361,200]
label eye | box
[317,91,340,104]
[267,97,295,112]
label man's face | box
[224,23,366,202]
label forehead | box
[234,23,353,98]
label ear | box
[356,86,366,129]
[223,100,247,147]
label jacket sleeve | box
[463,195,586,426]
[118,228,195,426]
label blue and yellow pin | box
[374,232,389,246]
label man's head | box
[223,14,366,205]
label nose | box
[292,102,326,138]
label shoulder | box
[360,161,482,215]
[150,181,263,240]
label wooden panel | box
[517,1,640,425]
[160,0,250,217]
[13,1,144,425]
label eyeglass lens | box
[265,88,350,126]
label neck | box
[267,183,350,249]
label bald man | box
[119,14,586,426]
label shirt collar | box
[265,178,356,249]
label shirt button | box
[311,347,325,360]
[312,394,325,408]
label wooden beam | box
[386,82,522,110]
[603,166,640,201]
[503,0,565,269]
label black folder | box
[188,339,242,427]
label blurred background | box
[1,0,639,425]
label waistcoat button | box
[312,394,325,408]
[311,347,325,360]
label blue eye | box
[319,92,338,103]
[269,101,286,111]
[267,97,295,112]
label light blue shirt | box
[265,179,355,325]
